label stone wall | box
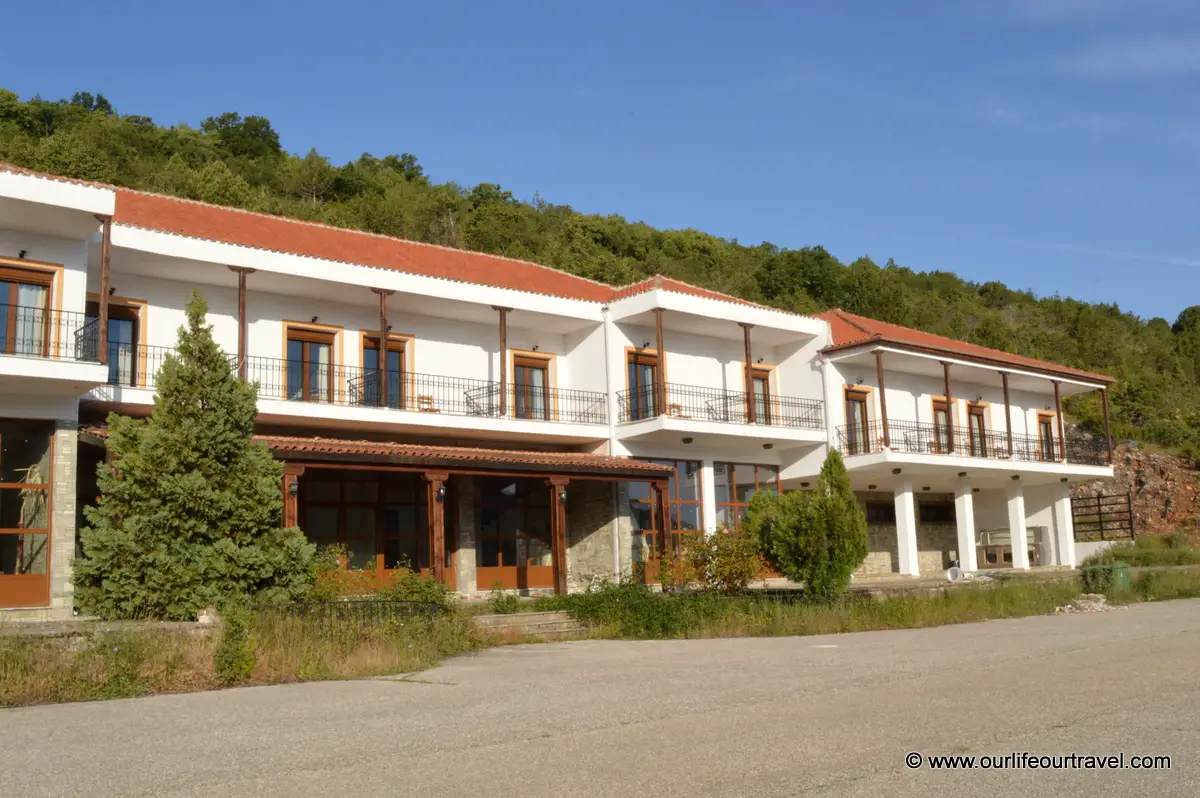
[566,479,618,591]
[854,491,959,577]
[50,422,78,617]
[453,475,478,596]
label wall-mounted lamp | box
[922,486,931,491]
[559,487,568,503]
[287,480,299,496]
[800,482,810,488]
[1044,405,1052,411]
[386,324,393,332]
[974,396,983,404]
[531,345,539,352]
[957,472,967,478]
[681,437,694,444]
[311,316,320,324]
[891,468,902,475]
[972,488,980,493]
[108,287,116,296]
[643,341,651,349]
[1060,477,1069,483]
[762,443,773,450]
[436,484,446,503]
[17,250,27,259]
[1011,475,1021,481]
[867,484,877,490]
[756,357,763,364]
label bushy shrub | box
[487,584,522,614]
[214,602,255,685]
[1081,535,1200,568]
[743,450,868,600]
[680,531,764,595]
[376,567,458,614]
[76,292,314,620]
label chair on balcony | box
[417,395,439,413]
[667,403,690,419]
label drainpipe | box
[602,305,622,583]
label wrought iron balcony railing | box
[616,382,824,429]
[835,419,1109,466]
[241,355,607,425]
[0,305,100,362]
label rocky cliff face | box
[1073,442,1198,539]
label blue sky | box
[3,0,1198,321]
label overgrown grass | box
[0,608,481,708]
[1082,532,1200,568]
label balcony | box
[836,420,1109,467]
[243,355,608,425]
[616,383,824,430]
[0,305,100,363]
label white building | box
[0,164,1115,619]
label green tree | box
[743,450,868,600]
[75,291,314,620]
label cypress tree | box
[76,291,314,619]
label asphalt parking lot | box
[3,599,1197,797]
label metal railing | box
[99,343,178,388]
[836,419,1110,466]
[0,304,100,362]
[243,355,607,424]
[1071,492,1135,540]
[616,382,824,429]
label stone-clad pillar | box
[50,421,79,617]
[455,476,478,596]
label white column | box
[954,482,978,571]
[1007,481,1030,570]
[700,460,717,535]
[1053,482,1076,568]
[894,478,920,576]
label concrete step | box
[474,611,573,628]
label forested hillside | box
[2,89,1198,455]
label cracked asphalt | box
[3,599,1198,797]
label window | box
[714,462,780,531]
[629,459,702,566]
[844,388,871,454]
[919,502,956,525]
[967,404,987,457]
[513,354,551,420]
[0,420,54,609]
[932,398,952,453]
[86,301,140,386]
[286,328,335,402]
[865,502,896,525]
[361,336,404,409]
[626,351,658,420]
[298,471,431,576]
[476,478,553,589]
[751,367,772,424]
[1037,413,1057,461]
[0,266,52,358]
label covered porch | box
[272,436,674,596]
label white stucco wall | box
[0,228,90,314]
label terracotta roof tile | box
[0,161,114,190]
[79,425,672,476]
[814,308,1113,383]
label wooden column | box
[875,350,890,448]
[493,306,510,417]
[1100,387,1113,464]
[425,472,449,584]
[228,267,254,380]
[281,463,305,528]
[1054,380,1066,461]
[96,214,112,365]
[372,288,394,406]
[1001,371,1014,457]
[740,322,756,424]
[942,361,954,453]
[654,308,666,415]
[549,476,570,595]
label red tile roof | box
[814,308,1113,383]
[79,425,672,477]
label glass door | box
[362,340,403,409]
[0,271,51,357]
[286,331,333,402]
[968,404,987,457]
[844,389,870,454]
[0,421,54,609]
[1038,415,1057,461]
[513,355,550,420]
[626,352,658,420]
[933,399,952,454]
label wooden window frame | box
[931,396,955,454]
[510,349,556,421]
[361,333,410,410]
[475,477,554,590]
[283,323,340,403]
[86,295,147,386]
[0,419,55,609]
[625,348,661,421]
[0,264,55,358]
[714,462,781,532]
[843,386,873,455]
[748,363,776,425]
[630,458,703,560]
[1036,411,1058,462]
[966,402,988,457]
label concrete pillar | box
[1053,482,1076,568]
[700,460,717,535]
[953,481,978,571]
[1007,481,1030,570]
[894,479,919,577]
